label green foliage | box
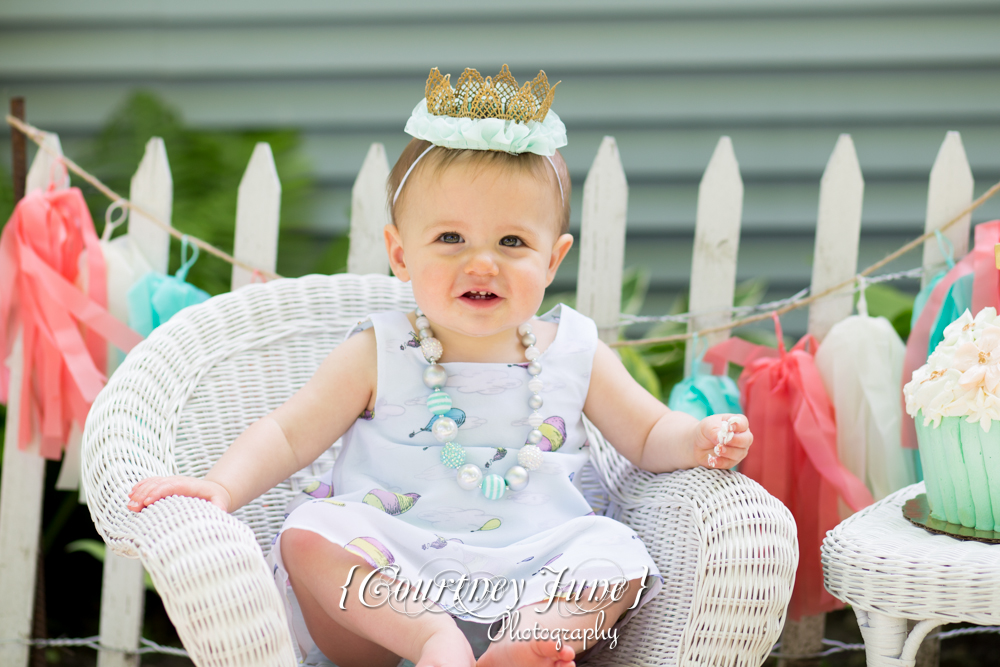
[857,282,915,341]
[621,277,769,401]
[81,91,323,295]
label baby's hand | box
[694,414,752,469]
[127,476,232,513]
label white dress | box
[267,304,663,661]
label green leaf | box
[618,346,662,401]
[66,539,106,561]
[620,266,651,316]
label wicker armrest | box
[123,495,296,666]
[583,420,798,666]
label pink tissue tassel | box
[706,314,874,621]
[0,186,143,459]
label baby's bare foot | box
[415,626,476,667]
[477,637,575,667]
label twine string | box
[5,114,282,281]
[7,114,999,347]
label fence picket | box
[806,134,865,342]
[781,134,865,667]
[129,138,173,276]
[95,138,173,667]
[685,136,743,374]
[576,137,628,345]
[231,143,281,290]
[348,143,391,275]
[0,134,69,667]
[922,131,974,287]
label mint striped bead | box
[427,390,452,415]
[441,442,466,469]
[481,474,506,500]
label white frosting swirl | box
[904,307,1000,431]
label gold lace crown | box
[424,65,560,124]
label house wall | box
[3,0,1000,332]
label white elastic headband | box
[392,147,566,209]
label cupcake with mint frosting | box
[904,307,1000,530]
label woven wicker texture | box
[82,273,797,667]
[824,482,1000,623]
[425,65,558,122]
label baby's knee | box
[280,528,329,567]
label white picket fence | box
[0,128,975,666]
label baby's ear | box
[384,224,410,281]
[546,233,574,284]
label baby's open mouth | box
[463,290,498,300]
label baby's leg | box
[477,577,644,667]
[282,528,476,667]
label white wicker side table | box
[822,483,1000,667]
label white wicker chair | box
[82,273,798,667]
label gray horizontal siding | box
[3,0,999,335]
[3,16,1000,78]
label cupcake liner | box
[980,424,1000,527]
[914,414,946,521]
[940,417,976,527]
[958,419,996,531]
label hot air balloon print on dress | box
[302,480,334,499]
[409,408,466,438]
[363,489,421,516]
[345,536,395,569]
[422,535,465,550]
[530,417,566,452]
[476,518,502,532]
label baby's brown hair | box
[387,139,571,234]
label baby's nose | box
[465,250,500,276]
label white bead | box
[518,445,543,471]
[518,322,533,336]
[521,333,536,347]
[457,464,483,491]
[528,377,543,393]
[527,429,543,444]
[524,345,540,361]
[423,364,448,389]
[415,316,430,330]
[420,328,433,339]
[432,416,458,442]
[420,336,443,362]
[528,412,543,427]
[504,465,529,491]
[528,393,543,410]
[527,360,542,376]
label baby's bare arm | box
[583,341,752,474]
[129,328,376,513]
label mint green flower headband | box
[394,66,567,207]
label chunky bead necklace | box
[414,309,545,500]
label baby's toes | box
[533,640,574,663]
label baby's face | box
[385,160,573,340]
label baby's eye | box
[499,236,524,248]
[438,233,463,244]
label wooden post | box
[576,137,628,345]
[348,143,391,275]
[685,136,744,374]
[921,131,973,287]
[0,123,68,667]
[781,134,864,667]
[231,143,281,291]
[96,138,173,667]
